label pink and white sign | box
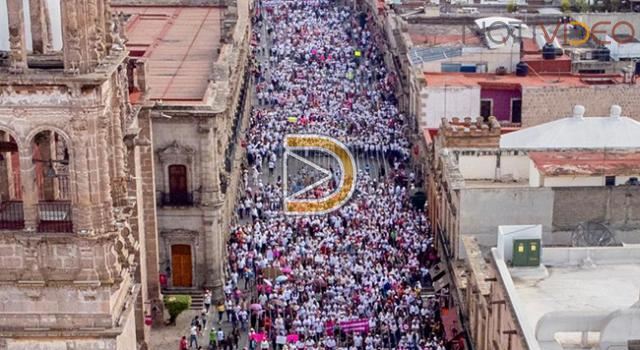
[339,319,369,333]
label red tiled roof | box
[115,6,223,104]
[529,151,640,176]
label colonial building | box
[427,105,640,260]
[0,1,159,349]
[413,71,640,130]
[114,0,251,292]
[458,227,640,350]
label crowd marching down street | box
[183,0,456,349]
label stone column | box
[111,74,128,205]
[19,148,38,230]
[199,121,222,202]
[98,115,114,228]
[87,0,105,65]
[96,0,107,58]
[71,122,93,232]
[60,0,82,72]
[6,0,28,72]
[29,0,51,54]
[86,121,104,230]
[199,121,224,289]
[137,112,163,325]
[104,0,113,51]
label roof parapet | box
[440,116,502,148]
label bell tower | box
[0,1,158,349]
[3,0,126,73]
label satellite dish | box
[571,222,617,247]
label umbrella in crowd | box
[275,275,289,283]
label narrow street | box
[175,0,448,349]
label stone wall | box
[552,186,640,231]
[521,84,640,127]
[459,236,528,350]
[459,187,555,254]
[3,339,117,350]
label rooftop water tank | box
[516,62,529,76]
[542,43,556,60]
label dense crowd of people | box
[183,0,454,349]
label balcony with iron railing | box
[0,200,73,233]
[157,191,197,207]
[0,201,25,230]
[37,201,73,233]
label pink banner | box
[325,320,335,336]
[339,319,369,333]
[286,334,299,343]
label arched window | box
[0,131,23,229]
[31,130,71,233]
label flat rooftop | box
[496,246,640,350]
[463,179,530,188]
[529,151,640,177]
[115,6,223,103]
[422,72,632,88]
[514,262,640,343]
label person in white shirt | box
[189,325,198,348]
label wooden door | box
[171,245,192,287]
[168,165,188,203]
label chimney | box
[573,105,585,120]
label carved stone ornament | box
[71,117,88,132]
[65,3,83,72]
[157,141,195,165]
[8,22,26,72]
[161,229,200,247]
[109,13,126,52]
[0,86,86,106]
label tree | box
[164,295,191,326]
[609,0,621,11]
[576,0,591,12]
[506,0,517,12]
[561,0,571,12]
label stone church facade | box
[0,1,161,349]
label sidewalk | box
[149,308,249,349]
